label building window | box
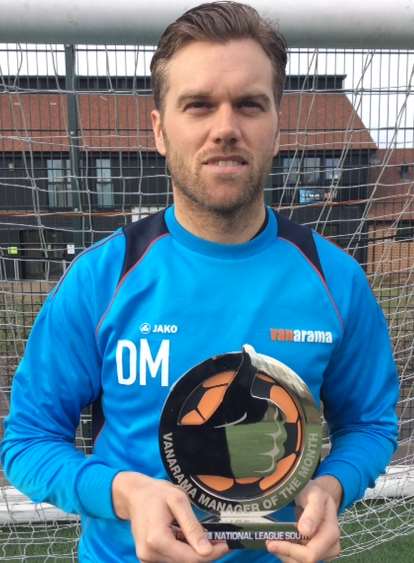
[282,156,326,205]
[325,158,342,183]
[282,157,300,186]
[47,159,72,208]
[282,156,322,186]
[396,221,414,242]
[20,229,69,280]
[299,187,326,205]
[96,158,114,208]
[303,157,321,185]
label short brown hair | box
[150,1,288,111]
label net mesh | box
[0,44,413,560]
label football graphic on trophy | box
[159,345,322,548]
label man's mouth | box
[203,155,249,170]
[212,160,247,167]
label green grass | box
[339,500,414,562]
[0,522,78,562]
[342,533,414,562]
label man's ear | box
[151,109,167,156]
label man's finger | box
[147,529,225,563]
[267,538,329,563]
[296,486,328,537]
[267,504,340,563]
[300,497,340,557]
[132,503,228,563]
[166,489,214,556]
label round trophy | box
[159,345,322,549]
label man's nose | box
[210,105,242,145]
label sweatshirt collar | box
[164,206,277,259]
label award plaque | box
[159,345,322,549]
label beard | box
[163,137,274,217]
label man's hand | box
[112,471,229,563]
[266,476,342,563]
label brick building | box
[0,74,410,280]
[367,148,414,280]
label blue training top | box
[1,207,399,562]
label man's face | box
[151,39,280,215]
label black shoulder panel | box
[91,209,169,445]
[121,209,169,280]
[274,210,325,281]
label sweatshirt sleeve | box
[0,232,125,519]
[315,240,399,512]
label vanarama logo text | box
[271,328,333,344]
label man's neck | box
[173,198,267,244]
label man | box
[1,2,399,562]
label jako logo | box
[139,323,178,335]
[140,323,152,335]
[153,324,178,334]
[271,328,333,344]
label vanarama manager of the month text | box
[1,2,399,563]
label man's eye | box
[185,101,211,111]
[239,100,263,111]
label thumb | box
[296,484,327,537]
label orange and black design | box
[159,345,322,516]
[177,369,303,500]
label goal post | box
[0,0,413,48]
[0,1,413,561]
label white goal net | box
[0,40,413,560]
